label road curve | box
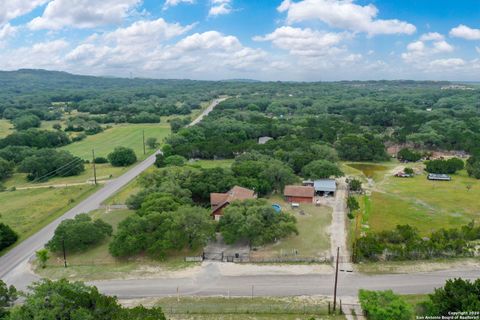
[0,98,226,287]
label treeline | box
[356,223,480,262]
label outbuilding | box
[427,173,451,181]
[303,179,337,196]
[284,185,315,203]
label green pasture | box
[0,119,13,138]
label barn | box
[283,185,315,203]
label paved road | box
[93,263,479,299]
[0,98,225,288]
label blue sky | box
[0,0,479,81]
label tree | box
[164,155,187,167]
[110,206,214,259]
[7,279,166,320]
[422,278,480,316]
[404,167,414,175]
[0,158,14,181]
[359,290,413,320]
[52,123,62,130]
[301,160,343,179]
[108,147,137,167]
[154,153,166,168]
[12,114,41,130]
[0,280,17,319]
[218,199,298,246]
[35,249,49,269]
[146,137,158,149]
[348,178,362,192]
[46,214,112,253]
[425,158,464,174]
[0,223,18,251]
[397,148,422,162]
[466,155,480,179]
[18,149,85,181]
[336,134,388,162]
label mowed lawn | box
[251,197,332,259]
[0,185,97,245]
[0,119,13,138]
[364,171,480,235]
[61,124,171,159]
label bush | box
[18,149,84,181]
[404,167,414,175]
[12,114,41,130]
[46,214,112,253]
[94,156,108,164]
[301,160,343,179]
[154,153,166,168]
[348,178,362,192]
[359,290,413,320]
[397,148,422,162]
[466,155,480,179]
[164,155,187,167]
[0,223,18,251]
[425,158,464,174]
[108,147,137,167]
[0,157,14,180]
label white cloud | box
[0,39,69,69]
[254,26,344,57]
[209,0,232,17]
[28,0,141,30]
[163,0,195,10]
[476,46,480,54]
[0,23,17,41]
[450,25,480,40]
[429,58,466,68]
[277,0,416,36]
[420,32,443,41]
[0,0,48,25]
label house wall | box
[285,196,313,203]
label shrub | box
[164,155,187,167]
[108,147,137,167]
[0,223,18,251]
[397,148,422,162]
[348,178,362,192]
[0,157,14,180]
[94,156,108,164]
[425,158,464,174]
[404,167,414,175]
[359,290,413,320]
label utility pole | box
[92,149,97,185]
[142,129,146,155]
[62,237,67,268]
[333,246,340,313]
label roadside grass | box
[153,296,344,320]
[36,209,200,281]
[0,119,13,138]
[356,257,480,274]
[4,163,132,189]
[251,196,331,260]
[61,123,171,160]
[0,185,98,249]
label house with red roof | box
[210,186,257,220]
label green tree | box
[0,223,18,251]
[35,249,49,269]
[0,280,17,319]
[154,153,166,168]
[146,137,158,149]
[347,196,360,213]
[7,279,166,320]
[218,199,298,246]
[397,148,422,162]
[404,167,414,175]
[108,147,137,167]
[164,155,187,167]
[348,178,362,192]
[0,158,14,181]
[18,149,84,181]
[466,155,480,179]
[423,278,480,316]
[46,214,112,253]
[301,160,343,179]
[359,289,413,320]
[12,114,41,130]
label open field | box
[0,119,13,138]
[61,123,171,160]
[251,197,332,260]
[0,185,97,245]
[148,296,344,320]
[190,159,234,169]
[37,209,200,280]
[4,163,132,189]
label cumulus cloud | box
[277,0,416,36]
[450,25,480,40]
[429,58,466,68]
[28,0,141,30]
[163,0,195,10]
[0,23,17,41]
[420,32,444,41]
[402,33,453,63]
[0,0,48,25]
[254,26,344,57]
[209,0,233,17]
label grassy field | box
[0,185,97,245]
[0,119,13,138]
[251,196,332,260]
[37,209,200,280]
[190,159,234,169]
[153,296,344,320]
[345,161,480,235]
[61,124,171,160]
